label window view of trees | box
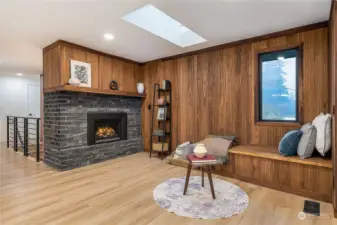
[260,49,298,121]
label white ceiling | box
[0,0,331,76]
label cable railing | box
[7,116,41,162]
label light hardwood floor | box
[1,143,336,225]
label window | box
[122,4,207,47]
[258,47,300,122]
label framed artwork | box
[70,60,91,87]
[157,108,167,120]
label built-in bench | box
[230,145,332,168]
[168,145,332,203]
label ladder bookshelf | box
[149,81,172,160]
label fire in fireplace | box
[96,126,118,141]
[87,112,127,145]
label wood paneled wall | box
[43,41,141,92]
[329,0,337,214]
[141,28,329,150]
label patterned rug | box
[153,176,249,219]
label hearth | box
[87,112,127,145]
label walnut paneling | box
[43,44,60,89]
[228,153,333,203]
[43,41,140,92]
[141,27,329,150]
[98,56,140,92]
[60,44,100,87]
[329,0,337,214]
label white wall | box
[0,74,40,143]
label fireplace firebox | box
[87,112,127,145]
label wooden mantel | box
[44,85,146,98]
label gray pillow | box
[297,123,317,159]
[174,142,195,160]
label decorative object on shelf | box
[110,80,119,90]
[157,108,167,120]
[157,97,170,105]
[153,142,169,151]
[193,143,208,158]
[157,98,165,105]
[68,78,81,86]
[137,82,145,94]
[70,60,91,87]
[162,80,171,90]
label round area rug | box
[153,176,249,219]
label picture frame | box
[70,60,91,87]
[157,108,167,120]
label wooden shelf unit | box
[149,81,172,160]
[43,85,146,98]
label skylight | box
[122,4,207,48]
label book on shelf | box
[153,129,165,136]
[162,80,171,90]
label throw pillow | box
[297,123,317,159]
[198,137,233,163]
[173,142,195,160]
[312,113,332,156]
[278,130,303,156]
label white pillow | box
[174,142,191,159]
[312,113,332,156]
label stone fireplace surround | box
[44,91,143,171]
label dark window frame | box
[255,44,303,126]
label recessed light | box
[104,33,114,40]
[277,56,285,60]
[17,73,23,76]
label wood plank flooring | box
[1,143,336,225]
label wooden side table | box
[183,164,216,199]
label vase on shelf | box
[157,98,164,105]
[137,83,144,94]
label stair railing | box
[7,116,41,162]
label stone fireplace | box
[44,91,143,171]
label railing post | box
[14,117,18,151]
[6,117,9,148]
[36,119,40,162]
[23,118,28,157]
